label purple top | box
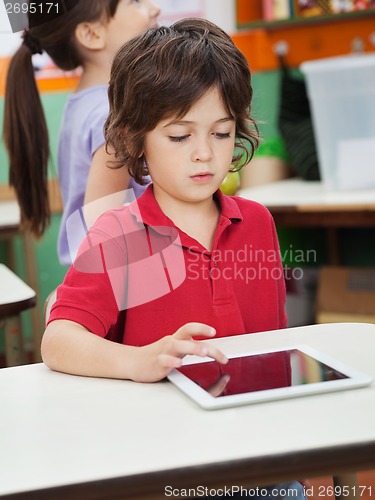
[57,85,147,265]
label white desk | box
[0,264,36,366]
[239,178,375,209]
[0,323,374,499]
[239,178,375,227]
[0,200,20,228]
[0,264,35,307]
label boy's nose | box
[192,141,213,163]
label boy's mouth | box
[190,172,214,183]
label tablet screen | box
[176,349,349,398]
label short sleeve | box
[48,212,128,338]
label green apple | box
[220,171,240,195]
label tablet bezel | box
[167,344,373,410]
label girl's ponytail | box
[2,0,121,238]
[3,41,50,238]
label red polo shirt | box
[49,185,287,346]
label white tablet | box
[167,345,373,410]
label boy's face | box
[104,0,160,56]
[143,87,236,206]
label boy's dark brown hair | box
[105,18,259,185]
[2,0,121,237]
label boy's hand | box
[130,323,228,383]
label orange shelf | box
[0,57,79,96]
[36,74,79,92]
[231,15,375,71]
[0,58,10,96]
[236,0,263,25]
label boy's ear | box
[75,22,106,51]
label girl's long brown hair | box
[2,0,120,237]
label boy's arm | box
[41,320,227,382]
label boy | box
[42,19,286,383]
[42,19,306,498]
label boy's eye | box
[169,135,189,143]
[215,132,231,139]
[169,133,231,142]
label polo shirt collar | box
[129,184,243,227]
[215,187,243,223]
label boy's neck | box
[154,192,220,252]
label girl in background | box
[3,0,160,265]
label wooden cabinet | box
[233,1,375,71]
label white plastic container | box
[301,54,375,190]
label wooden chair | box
[0,264,36,367]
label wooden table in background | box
[239,179,375,264]
[0,180,63,362]
[0,199,42,362]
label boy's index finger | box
[205,345,228,365]
[174,323,216,340]
[174,339,229,365]
[172,340,228,365]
